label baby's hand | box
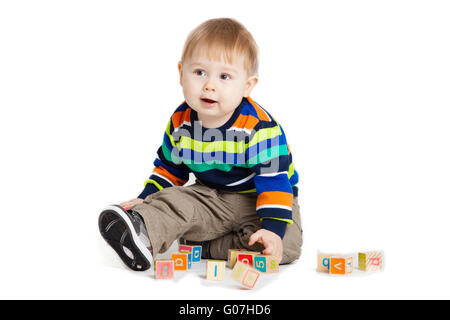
[120,198,144,210]
[248,229,283,264]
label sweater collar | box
[189,97,247,132]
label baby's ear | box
[178,61,183,85]
[244,75,259,97]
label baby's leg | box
[130,184,237,256]
[208,193,303,265]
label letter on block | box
[231,261,260,289]
[317,253,334,273]
[227,249,242,268]
[359,251,383,271]
[330,256,353,275]
[154,259,174,279]
[206,260,226,281]
[171,252,190,271]
[254,255,279,273]
[237,251,259,267]
[179,245,202,263]
[187,252,192,269]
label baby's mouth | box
[200,98,218,107]
[201,98,217,104]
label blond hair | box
[181,18,259,76]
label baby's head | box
[178,18,259,127]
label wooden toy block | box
[231,261,261,289]
[236,251,259,267]
[171,252,190,271]
[154,259,174,279]
[179,244,202,263]
[329,256,353,275]
[254,255,279,273]
[206,260,226,281]
[317,253,334,273]
[359,251,383,271]
[227,249,242,268]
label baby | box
[98,18,302,271]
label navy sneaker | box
[99,205,153,271]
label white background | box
[0,0,449,299]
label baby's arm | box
[248,123,294,240]
[246,116,297,262]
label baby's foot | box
[99,205,153,271]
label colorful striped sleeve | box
[247,120,294,239]
[138,107,191,199]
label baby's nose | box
[203,81,216,92]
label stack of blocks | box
[227,249,279,273]
[226,249,279,289]
[317,251,383,275]
[179,245,202,263]
[154,244,202,279]
[154,246,279,289]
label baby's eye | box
[220,73,231,80]
[194,69,206,76]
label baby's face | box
[179,49,258,128]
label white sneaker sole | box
[99,205,154,271]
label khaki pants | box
[132,183,303,264]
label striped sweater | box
[138,97,299,239]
